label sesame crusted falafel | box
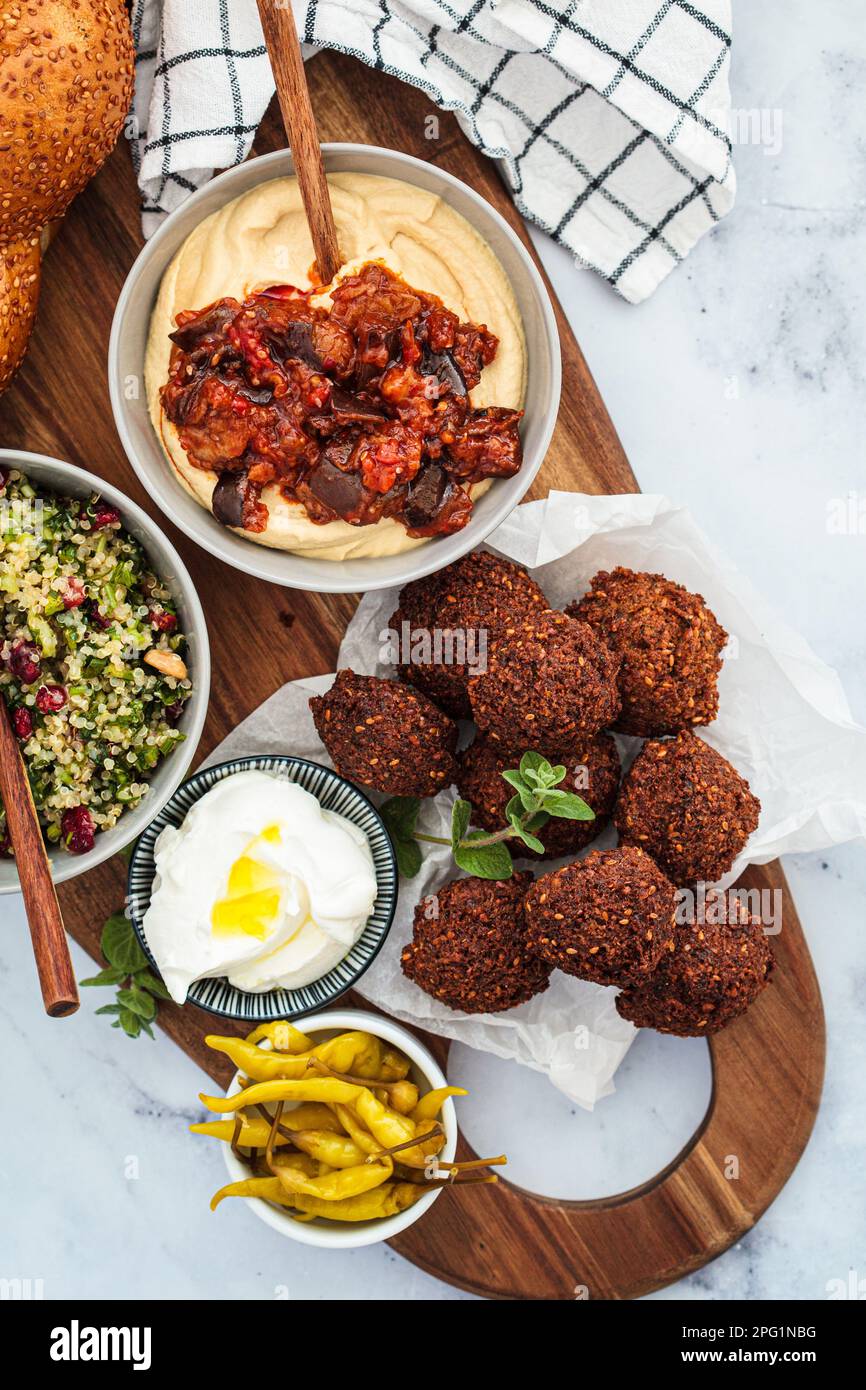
[456,733,621,860]
[524,846,676,988]
[468,609,621,755]
[401,872,551,1013]
[615,731,760,886]
[309,669,458,797]
[615,903,774,1035]
[388,551,548,718]
[567,568,728,737]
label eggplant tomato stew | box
[160,262,524,538]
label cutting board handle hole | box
[447,1032,712,1202]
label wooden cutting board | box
[0,51,824,1301]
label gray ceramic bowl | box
[0,450,210,895]
[109,144,561,594]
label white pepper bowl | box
[217,1008,458,1249]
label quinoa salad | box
[0,468,193,857]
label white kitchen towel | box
[131,0,735,303]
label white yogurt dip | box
[142,771,377,1002]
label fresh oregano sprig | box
[381,751,594,882]
[79,910,170,1039]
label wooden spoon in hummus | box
[256,1,342,285]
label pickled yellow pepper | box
[274,1156,393,1201]
[190,1102,342,1147]
[290,1183,423,1223]
[210,1178,423,1222]
[210,1160,323,1211]
[199,1078,362,1113]
[204,1037,317,1082]
[244,1021,312,1053]
[332,1102,381,1156]
[387,1080,420,1115]
[289,1129,367,1169]
[205,1030,411,1085]
[412,1086,467,1123]
[353,1090,443,1168]
[191,1018,499,1227]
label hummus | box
[145,173,526,561]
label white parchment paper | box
[207,493,866,1107]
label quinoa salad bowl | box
[0,451,210,894]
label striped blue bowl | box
[127,755,398,1021]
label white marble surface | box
[2,0,864,1301]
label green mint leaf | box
[95,1003,122,1017]
[507,814,547,854]
[118,1007,141,1039]
[101,912,147,974]
[545,764,567,788]
[518,751,548,786]
[134,970,172,1001]
[80,967,127,988]
[544,792,595,821]
[505,796,550,852]
[451,797,472,853]
[393,835,422,879]
[131,989,158,1021]
[381,797,424,878]
[380,796,421,842]
[454,833,513,880]
[501,768,529,793]
[118,841,136,866]
[518,752,565,789]
[518,752,566,790]
[505,795,549,832]
[512,826,546,854]
[139,1019,156,1040]
[501,770,541,813]
[117,987,157,1022]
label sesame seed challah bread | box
[0,0,134,390]
[0,235,41,391]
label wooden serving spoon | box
[256,1,341,284]
[0,698,79,1016]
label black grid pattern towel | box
[131,0,735,303]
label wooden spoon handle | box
[257,1,341,284]
[0,699,79,1016]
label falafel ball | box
[387,550,548,718]
[468,609,621,755]
[616,903,774,1035]
[615,731,760,886]
[309,669,458,797]
[401,872,551,1013]
[567,567,728,737]
[456,733,621,860]
[524,846,676,988]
